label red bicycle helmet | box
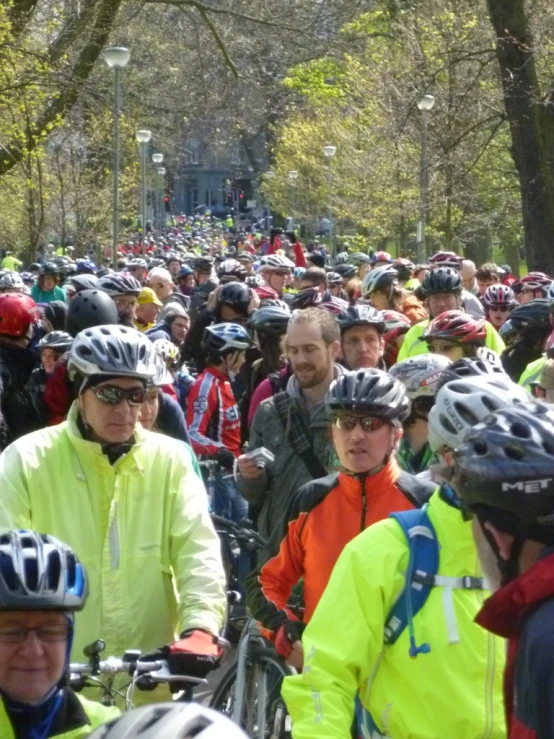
[424,310,486,345]
[0,293,40,337]
[427,251,462,270]
[382,311,412,367]
[254,285,280,301]
[515,272,552,294]
[482,284,515,307]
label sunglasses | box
[428,342,460,353]
[272,270,290,277]
[92,385,148,407]
[488,304,510,312]
[332,415,387,432]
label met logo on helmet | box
[502,478,553,494]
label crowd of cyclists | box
[0,214,552,737]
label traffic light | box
[227,192,233,204]
[164,196,170,212]
[239,192,244,201]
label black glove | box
[275,620,306,659]
[215,447,236,471]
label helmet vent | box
[454,403,478,426]
[473,440,488,455]
[46,551,61,591]
[504,444,525,461]
[510,421,531,439]
[24,558,39,592]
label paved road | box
[196,647,236,706]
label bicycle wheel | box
[209,647,292,738]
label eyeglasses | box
[114,297,138,309]
[92,385,148,407]
[332,415,387,432]
[0,624,70,644]
[428,342,460,353]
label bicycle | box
[69,636,228,710]
[211,514,266,640]
[209,617,294,738]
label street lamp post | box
[323,145,337,260]
[157,166,166,232]
[264,170,275,236]
[152,153,163,231]
[104,47,130,265]
[288,170,298,231]
[416,94,435,263]
[136,130,152,255]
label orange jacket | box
[246,461,434,633]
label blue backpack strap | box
[384,505,439,657]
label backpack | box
[383,505,484,657]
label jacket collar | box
[205,366,230,382]
[476,549,554,638]
[337,458,400,500]
[286,363,346,402]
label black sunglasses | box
[92,385,147,407]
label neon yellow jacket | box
[397,318,505,361]
[518,355,545,388]
[0,692,118,738]
[0,403,226,664]
[282,492,505,738]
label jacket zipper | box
[360,475,368,532]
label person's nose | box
[18,630,46,657]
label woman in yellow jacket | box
[0,326,226,705]
[0,530,119,738]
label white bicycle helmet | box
[68,326,157,382]
[389,354,451,400]
[428,375,531,452]
[0,272,25,292]
[97,273,142,297]
[361,265,399,297]
[258,255,294,272]
[88,703,248,739]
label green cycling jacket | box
[0,403,226,679]
[397,318,505,361]
[518,355,545,388]
[282,491,505,738]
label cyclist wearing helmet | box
[514,271,552,304]
[0,272,27,294]
[127,258,148,284]
[392,258,418,289]
[0,293,45,448]
[28,331,73,408]
[31,263,66,304]
[453,404,554,739]
[347,252,371,279]
[246,369,433,669]
[182,282,256,373]
[501,299,552,383]
[176,265,195,297]
[186,324,253,522]
[381,310,412,367]
[362,265,426,324]
[189,257,217,321]
[97,274,142,328]
[482,284,516,331]
[338,305,386,371]
[424,310,488,360]
[258,255,295,299]
[166,254,182,279]
[0,326,226,702]
[397,267,504,360]
[390,355,451,475]
[216,259,247,284]
[283,375,529,738]
[326,271,346,300]
[0,530,119,738]
[90,703,248,739]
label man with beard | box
[97,273,142,327]
[236,308,343,539]
[453,403,554,739]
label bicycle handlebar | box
[211,514,266,548]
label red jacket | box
[186,366,241,456]
[476,550,554,739]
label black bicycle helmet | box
[88,703,248,739]
[66,289,119,337]
[334,264,357,279]
[420,267,462,296]
[436,356,507,391]
[291,288,323,310]
[97,273,141,297]
[327,369,410,425]
[201,323,254,359]
[247,305,291,337]
[39,261,59,277]
[0,530,87,611]
[327,272,343,286]
[38,330,73,351]
[508,298,551,333]
[192,257,214,273]
[70,274,98,293]
[338,305,385,334]
[217,282,251,313]
[454,404,554,544]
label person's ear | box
[331,339,341,360]
[483,521,514,561]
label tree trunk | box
[486,0,554,273]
